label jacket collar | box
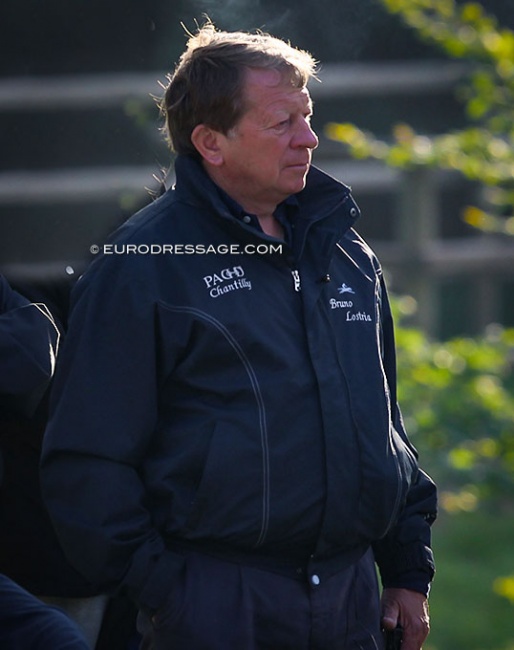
[173,154,359,235]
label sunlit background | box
[1,1,513,648]
[2,0,514,338]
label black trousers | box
[137,548,384,650]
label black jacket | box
[41,155,436,613]
[0,274,99,596]
[1,274,60,486]
[0,275,59,400]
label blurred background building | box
[1,0,513,337]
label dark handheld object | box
[383,625,403,649]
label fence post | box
[394,167,439,336]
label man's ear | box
[191,124,224,165]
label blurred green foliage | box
[392,294,514,644]
[393,296,514,509]
[326,0,514,232]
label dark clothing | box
[41,155,436,618]
[0,573,88,649]
[0,398,99,596]
[0,274,59,400]
[0,272,59,488]
[0,275,96,596]
[136,548,382,650]
[0,277,107,647]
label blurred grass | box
[425,509,514,650]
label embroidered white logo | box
[203,266,252,298]
[330,297,354,310]
[330,283,372,321]
[338,283,355,295]
[345,311,372,322]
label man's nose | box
[294,119,319,150]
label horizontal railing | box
[0,61,468,111]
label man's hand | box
[381,588,430,650]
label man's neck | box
[256,214,285,239]
[203,161,285,238]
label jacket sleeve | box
[0,274,60,398]
[372,276,437,596]
[40,258,183,613]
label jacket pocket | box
[183,421,267,547]
[357,424,418,541]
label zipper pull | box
[291,269,301,292]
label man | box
[1,273,138,649]
[41,23,437,650]
[0,274,88,649]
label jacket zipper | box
[291,269,301,292]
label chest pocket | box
[325,241,380,339]
[321,239,389,428]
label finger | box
[381,604,399,631]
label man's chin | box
[281,171,309,194]
[288,177,309,195]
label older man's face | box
[214,68,319,211]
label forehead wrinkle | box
[251,86,313,114]
[254,94,311,132]
[234,72,313,135]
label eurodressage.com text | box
[90,243,284,256]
